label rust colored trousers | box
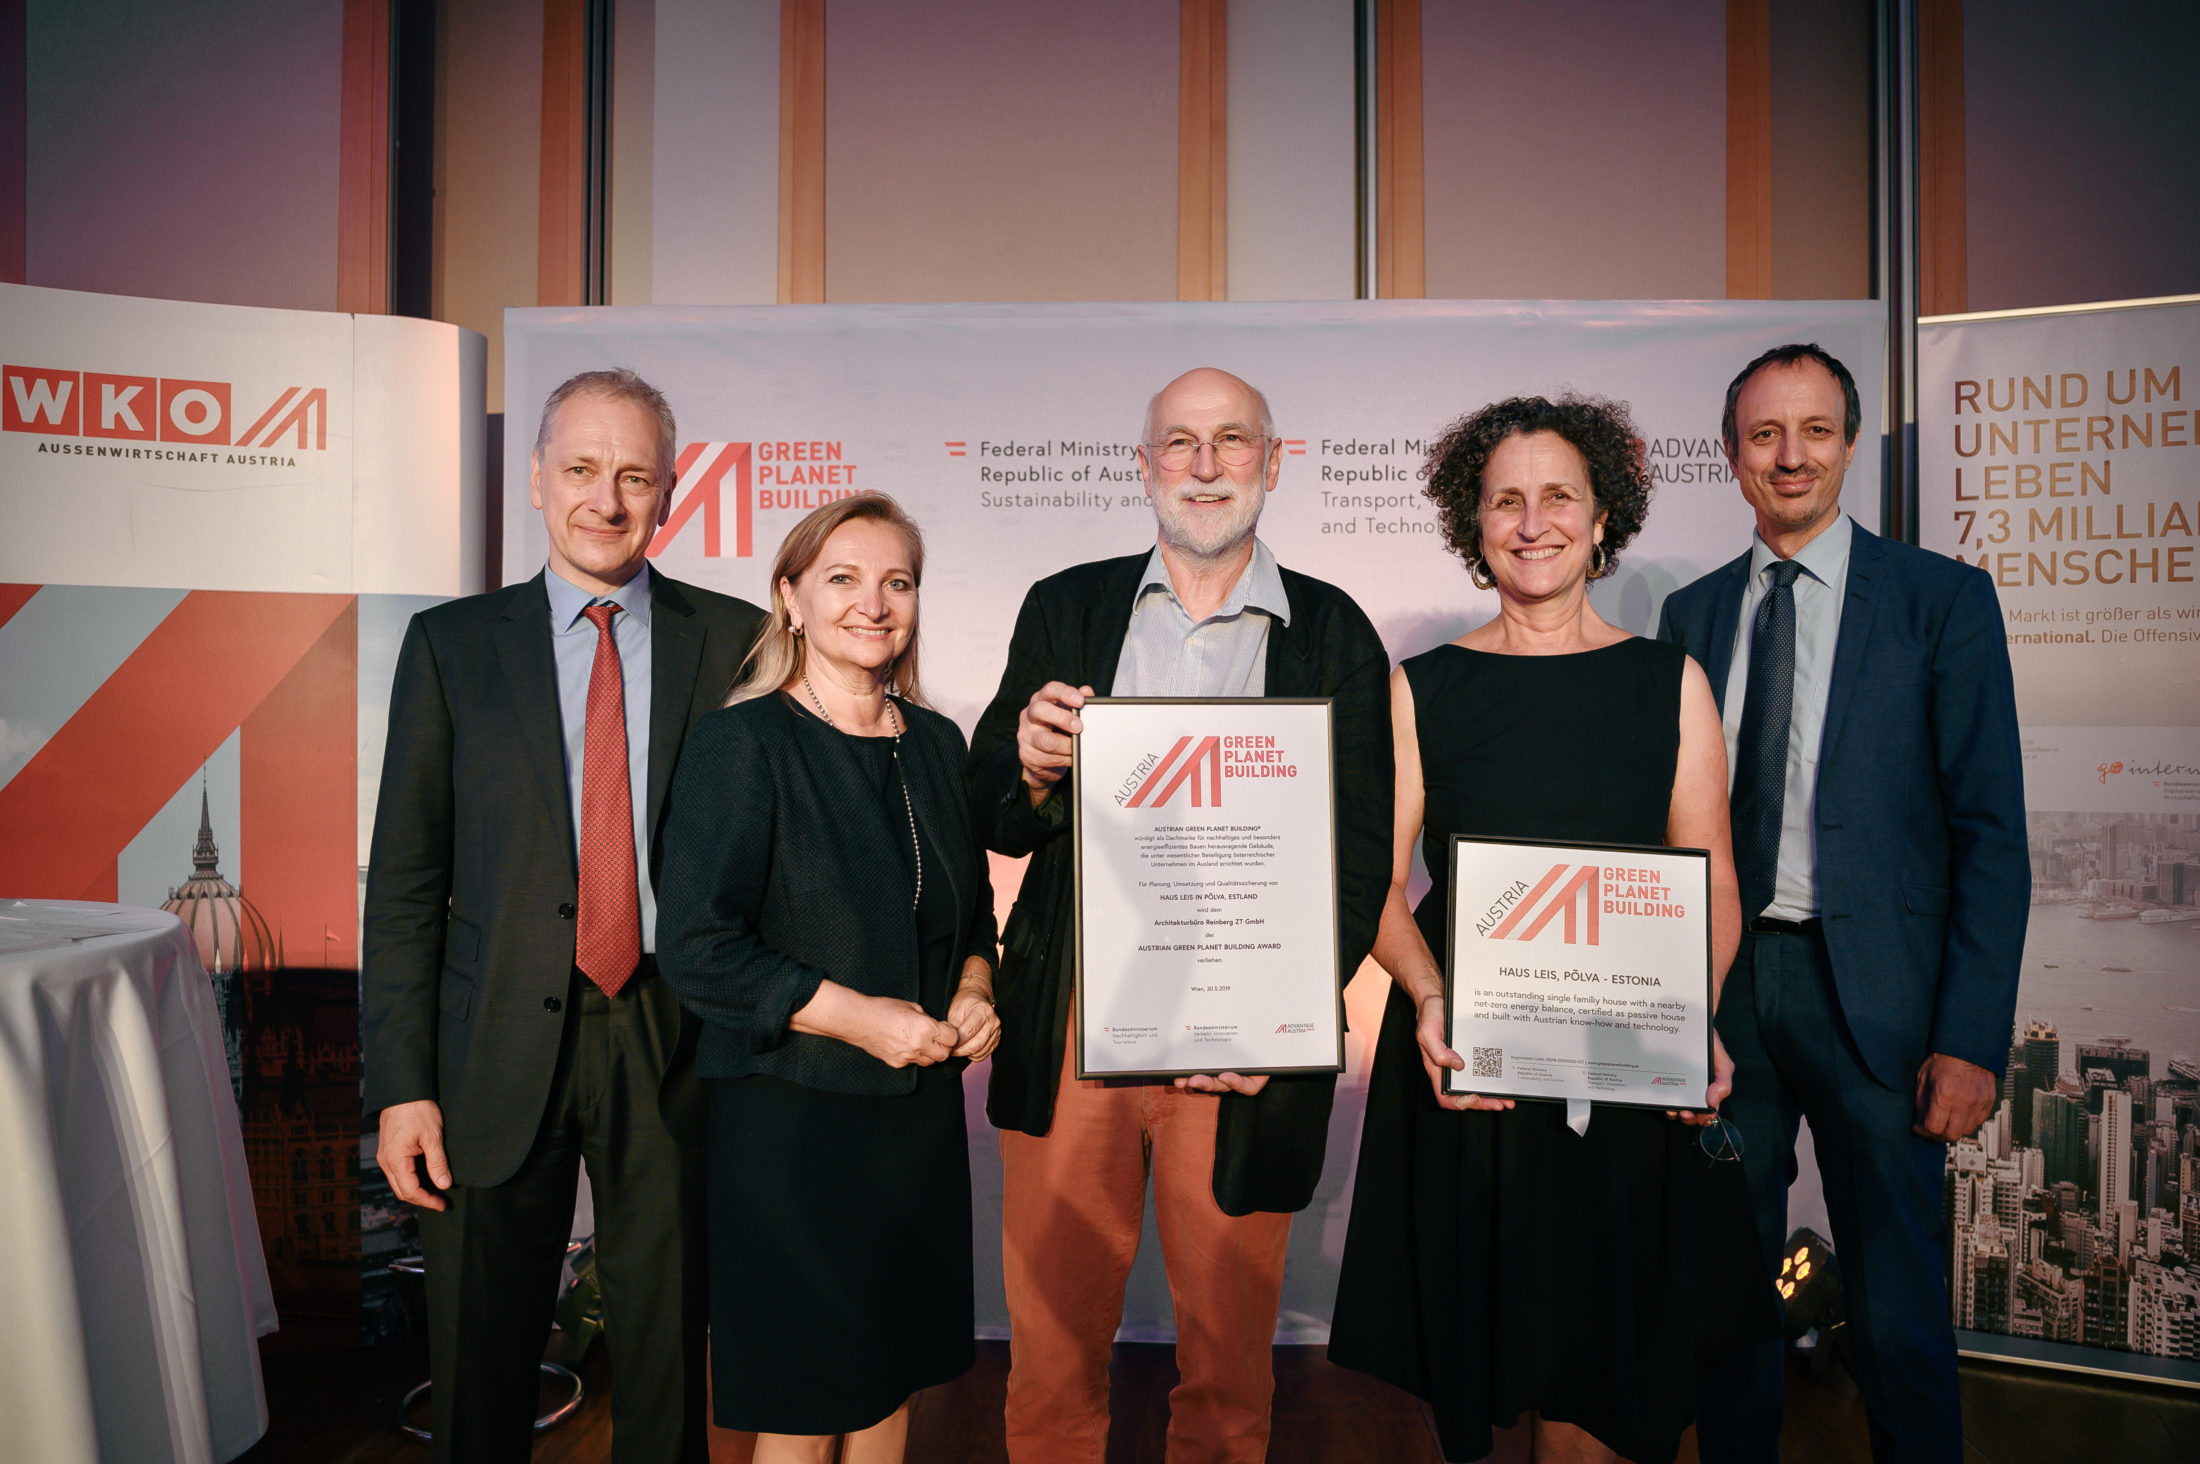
[998,1032,1292,1464]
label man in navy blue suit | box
[1659,343,2028,1463]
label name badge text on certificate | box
[1074,699,1343,1079]
[1445,836,1713,1108]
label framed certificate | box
[1443,835,1713,1109]
[1072,698,1344,1079]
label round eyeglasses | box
[1700,1116,1746,1163]
[1145,431,1269,471]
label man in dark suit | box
[1658,343,2027,1462]
[364,369,765,1464]
[967,367,1392,1464]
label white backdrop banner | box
[505,298,1884,1340]
[1921,297,2200,1381]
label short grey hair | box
[1140,371,1276,445]
[533,368,679,481]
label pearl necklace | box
[801,673,921,908]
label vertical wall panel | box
[26,0,344,311]
[435,0,541,407]
[608,0,654,304]
[1964,0,2200,312]
[1177,0,1228,302]
[538,0,588,306]
[337,0,392,315]
[1375,0,1424,298]
[1726,0,1772,299]
[1421,0,1726,301]
[650,0,777,306]
[779,0,825,303]
[1224,0,1355,302]
[1770,0,1872,300]
[822,0,1179,303]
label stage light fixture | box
[1777,1227,1847,1374]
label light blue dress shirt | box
[1110,539,1293,697]
[1720,513,1853,921]
[546,562,657,952]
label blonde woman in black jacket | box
[657,493,998,1464]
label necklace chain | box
[800,673,920,909]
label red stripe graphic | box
[1515,865,1599,945]
[1124,736,1193,807]
[230,387,300,450]
[0,583,38,634]
[0,592,353,902]
[1488,862,1570,940]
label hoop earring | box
[1470,560,1496,592]
[790,623,804,637]
[1590,542,1609,578]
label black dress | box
[1329,639,1765,1464]
[704,731,975,1435]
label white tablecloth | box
[0,900,277,1463]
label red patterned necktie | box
[575,603,640,997]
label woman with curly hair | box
[1328,396,1766,1463]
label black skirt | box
[705,1063,975,1433]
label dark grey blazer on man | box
[361,568,766,1182]
[655,692,999,1093]
[967,552,1393,1217]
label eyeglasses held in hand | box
[1700,1117,1745,1163]
[1145,431,1269,470]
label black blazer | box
[655,692,999,1096]
[361,569,767,1186]
[1656,523,2029,1087]
[966,551,1393,1216]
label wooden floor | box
[237,1339,2200,1463]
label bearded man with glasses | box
[965,367,1393,1464]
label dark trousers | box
[1697,929,1962,1464]
[419,964,708,1464]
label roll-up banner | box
[1921,294,2200,1386]
[0,282,486,1347]
[506,299,1883,1339]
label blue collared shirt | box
[1721,513,1853,921]
[545,563,657,952]
[1110,539,1293,698]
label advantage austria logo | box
[5,364,327,457]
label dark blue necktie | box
[1733,559,1804,919]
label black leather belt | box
[1747,915,1822,936]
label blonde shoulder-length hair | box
[725,493,930,707]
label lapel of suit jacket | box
[492,571,578,880]
[647,570,707,837]
[1703,551,1752,713]
[1079,555,1149,692]
[1818,521,1884,770]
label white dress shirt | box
[1721,513,1853,922]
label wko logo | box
[1488,864,1603,946]
[648,439,864,560]
[3,364,328,448]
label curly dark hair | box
[1421,394,1652,583]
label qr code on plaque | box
[1471,1047,1503,1079]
